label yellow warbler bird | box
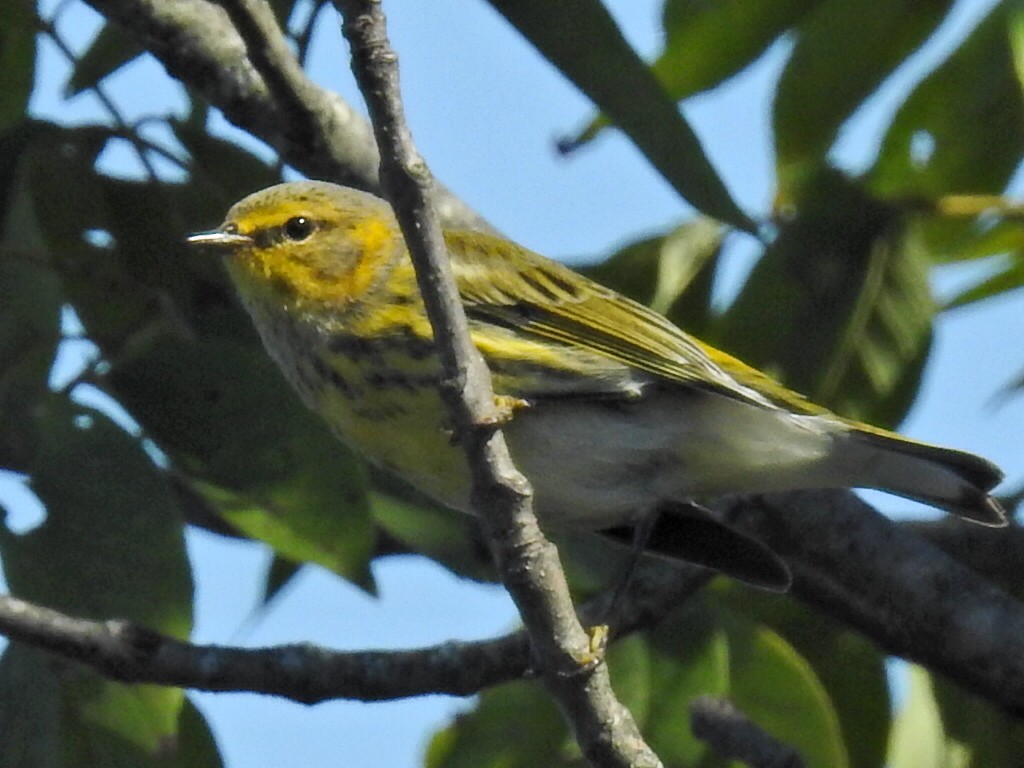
[189,181,1006,589]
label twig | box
[81,0,491,231]
[0,593,529,702]
[690,696,806,768]
[333,3,662,766]
[38,16,160,181]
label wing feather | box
[446,230,811,411]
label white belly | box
[505,390,838,530]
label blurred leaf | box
[163,699,224,768]
[945,254,1024,308]
[0,396,193,761]
[425,680,569,768]
[610,600,729,766]
[108,337,376,589]
[870,5,1024,199]
[369,485,496,583]
[0,255,62,471]
[775,0,952,194]
[172,121,280,212]
[64,22,145,98]
[933,674,1024,767]
[718,584,890,768]
[717,170,933,427]
[3,396,192,632]
[1010,2,1024,94]
[261,554,303,605]
[582,217,723,335]
[0,646,59,768]
[0,648,223,768]
[0,0,35,132]
[657,0,819,99]
[486,0,755,232]
[722,611,849,768]
[888,666,968,768]
[576,0,819,144]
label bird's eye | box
[223,222,239,235]
[284,216,314,242]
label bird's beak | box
[186,229,253,248]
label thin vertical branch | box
[332,1,661,765]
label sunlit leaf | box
[888,666,967,768]
[870,5,1024,199]
[582,216,723,335]
[722,610,849,768]
[486,0,755,232]
[775,0,953,194]
[718,584,890,768]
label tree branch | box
[332,2,660,766]
[80,0,491,231]
[0,593,529,702]
[727,491,1024,715]
[690,696,806,768]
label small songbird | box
[189,181,1006,590]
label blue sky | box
[3,0,1023,765]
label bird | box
[188,180,1006,591]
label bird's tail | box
[837,428,1006,526]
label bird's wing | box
[447,230,825,414]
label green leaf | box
[486,0,755,232]
[0,646,59,768]
[716,170,934,428]
[0,0,35,132]
[932,674,1024,768]
[722,612,849,768]
[425,680,569,768]
[945,254,1024,309]
[718,585,890,768]
[775,0,953,193]
[162,699,224,768]
[172,121,280,210]
[64,23,145,98]
[581,216,723,335]
[369,485,496,583]
[575,0,820,144]
[0,396,193,761]
[888,666,968,768]
[658,0,819,100]
[0,254,62,471]
[609,600,729,766]
[0,648,223,768]
[3,397,192,632]
[108,337,376,588]
[870,5,1024,199]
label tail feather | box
[842,431,1006,527]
